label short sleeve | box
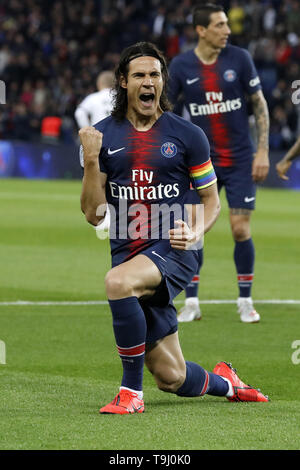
[239,49,262,96]
[79,144,107,173]
[186,126,217,190]
[99,151,108,173]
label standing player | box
[276,135,300,180]
[75,70,114,128]
[79,41,269,414]
[168,3,270,323]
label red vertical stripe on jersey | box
[125,128,160,259]
[200,64,233,167]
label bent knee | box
[153,368,186,393]
[105,268,134,299]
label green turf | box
[0,178,300,450]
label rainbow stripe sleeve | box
[189,160,217,190]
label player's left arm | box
[169,182,220,250]
[79,126,107,226]
[250,90,270,182]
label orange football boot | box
[99,389,145,414]
[213,361,269,402]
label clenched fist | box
[169,219,197,250]
[79,126,103,165]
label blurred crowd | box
[0,0,299,149]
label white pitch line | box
[0,299,300,306]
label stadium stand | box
[0,0,299,151]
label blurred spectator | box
[33,80,48,107]
[11,103,31,141]
[228,0,245,37]
[263,3,276,33]
[245,0,263,38]
[269,105,295,150]
[152,5,167,37]
[20,81,33,108]
[0,0,298,151]
[0,45,10,74]
[275,38,292,66]
[286,0,300,33]
[74,70,114,128]
[41,115,62,142]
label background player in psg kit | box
[169,3,270,324]
[79,42,269,414]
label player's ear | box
[195,25,206,39]
[120,75,127,89]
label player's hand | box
[168,219,197,250]
[79,126,103,164]
[276,158,292,180]
[252,149,270,182]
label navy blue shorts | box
[138,241,202,344]
[215,162,256,210]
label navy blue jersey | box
[168,45,262,167]
[90,112,216,264]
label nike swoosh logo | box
[108,147,125,155]
[186,78,200,85]
[151,251,166,262]
[132,404,144,412]
[244,196,255,203]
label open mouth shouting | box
[139,92,155,108]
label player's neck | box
[194,42,221,65]
[126,108,163,132]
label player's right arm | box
[79,126,107,226]
[276,136,300,180]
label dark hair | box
[111,42,172,121]
[192,3,224,28]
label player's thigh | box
[222,165,255,240]
[145,332,186,388]
[224,163,256,211]
[105,254,162,299]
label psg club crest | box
[161,142,177,158]
[223,69,236,82]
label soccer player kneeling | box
[79,42,269,414]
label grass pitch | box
[0,178,300,450]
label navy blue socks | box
[109,298,230,399]
[185,274,200,298]
[234,238,255,298]
[207,372,230,396]
[185,249,203,298]
[185,240,255,300]
[109,297,146,392]
[176,361,229,397]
